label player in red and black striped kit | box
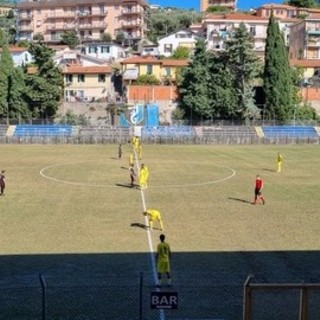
[253,175,265,205]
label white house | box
[76,43,126,61]
[203,13,269,58]
[0,46,33,66]
[53,48,110,67]
[157,29,201,57]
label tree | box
[101,32,112,42]
[263,11,294,122]
[8,67,30,121]
[172,46,191,59]
[0,45,15,121]
[115,31,125,44]
[207,54,238,119]
[60,31,79,49]
[147,8,202,42]
[135,74,161,85]
[179,39,214,120]
[287,0,316,7]
[25,43,64,120]
[206,6,232,13]
[223,22,262,122]
[33,32,44,42]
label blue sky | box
[149,0,284,11]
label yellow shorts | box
[157,260,170,273]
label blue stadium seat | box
[14,125,74,137]
[262,126,319,139]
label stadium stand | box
[142,126,196,139]
[201,126,256,137]
[262,126,319,139]
[14,125,73,137]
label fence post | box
[39,273,46,320]
[139,272,143,320]
[243,275,253,320]
[300,283,308,320]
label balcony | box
[121,9,144,16]
[46,24,74,31]
[78,22,107,30]
[307,29,320,35]
[19,13,33,20]
[46,13,75,19]
[44,35,62,43]
[122,20,143,28]
[18,25,33,31]
[77,10,108,17]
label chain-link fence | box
[0,273,243,320]
[2,274,320,319]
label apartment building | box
[289,14,320,60]
[17,0,148,44]
[201,0,237,13]
[203,13,268,58]
[256,3,320,19]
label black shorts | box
[255,188,262,196]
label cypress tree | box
[263,11,294,123]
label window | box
[78,74,85,82]
[165,67,171,77]
[164,44,172,53]
[100,5,105,13]
[98,74,106,82]
[66,75,73,83]
[250,26,256,36]
[101,46,110,53]
[89,46,97,53]
[115,5,119,10]
[146,64,153,75]
[24,53,29,62]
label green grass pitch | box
[0,144,319,319]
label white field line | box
[40,162,236,188]
[133,147,165,320]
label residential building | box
[63,65,113,102]
[157,29,201,57]
[203,13,268,58]
[201,0,237,13]
[121,56,189,84]
[53,48,108,67]
[16,0,148,44]
[289,14,320,60]
[77,43,126,61]
[256,3,320,20]
[0,46,33,66]
[0,3,14,16]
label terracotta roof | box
[205,13,268,21]
[258,3,296,9]
[18,0,148,9]
[161,59,190,67]
[122,56,162,64]
[260,3,320,12]
[0,46,29,53]
[27,67,38,74]
[63,65,112,74]
[291,59,320,68]
[307,13,320,19]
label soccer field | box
[0,143,319,319]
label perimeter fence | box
[2,274,320,320]
[0,273,243,320]
[0,125,319,145]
